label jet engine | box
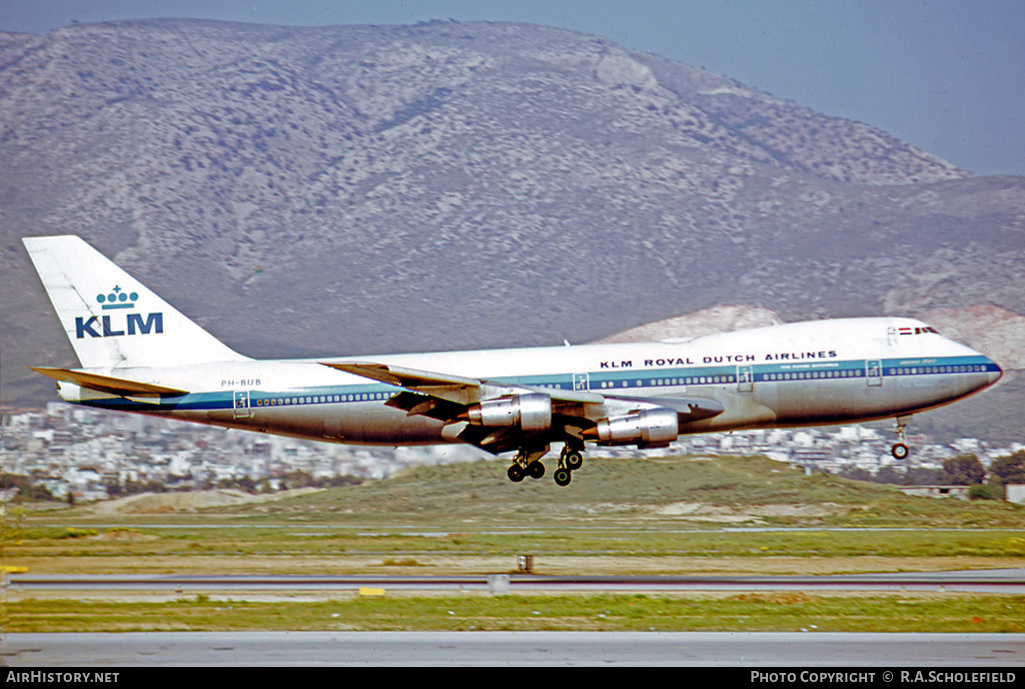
[463,393,552,432]
[587,408,679,448]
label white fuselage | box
[58,317,1001,449]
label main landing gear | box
[553,443,584,487]
[506,443,585,487]
[891,416,911,460]
[507,445,549,484]
[506,459,545,482]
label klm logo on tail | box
[75,285,163,339]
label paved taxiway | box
[10,568,1025,594]
[3,631,1024,666]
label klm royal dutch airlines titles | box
[24,236,1002,486]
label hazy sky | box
[2,0,1023,176]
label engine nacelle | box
[589,408,679,448]
[464,393,552,432]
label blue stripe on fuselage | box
[73,355,999,414]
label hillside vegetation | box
[149,455,1025,530]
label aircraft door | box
[737,365,753,393]
[573,373,590,391]
[866,360,883,387]
[233,390,252,418]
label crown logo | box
[96,285,139,310]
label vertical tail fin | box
[23,235,249,369]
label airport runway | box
[3,631,1024,666]
[9,569,1025,594]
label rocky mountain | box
[1,19,1021,440]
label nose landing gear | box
[891,416,911,459]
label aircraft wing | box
[321,361,480,389]
[29,367,189,398]
[321,360,723,454]
[322,360,605,405]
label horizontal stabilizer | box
[29,367,189,398]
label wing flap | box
[29,367,189,397]
[385,390,467,421]
[608,394,725,421]
[441,420,542,455]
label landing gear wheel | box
[553,467,572,487]
[891,416,911,460]
[528,461,546,479]
[507,464,525,482]
[564,450,583,471]
[560,444,584,470]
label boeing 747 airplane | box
[23,235,1002,486]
